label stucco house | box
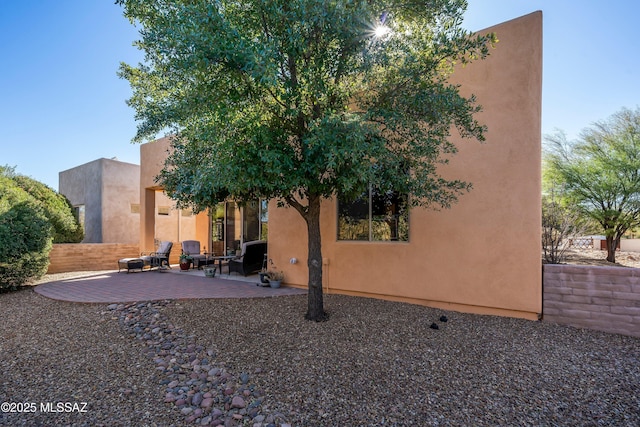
[139,12,542,320]
[59,157,141,244]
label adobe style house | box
[139,12,542,320]
[59,158,141,244]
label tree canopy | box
[544,107,640,263]
[118,0,495,319]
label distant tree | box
[0,166,83,243]
[118,0,496,320]
[0,176,53,289]
[544,107,640,263]
[541,189,585,264]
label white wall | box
[621,239,640,252]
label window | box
[74,205,85,227]
[338,186,409,241]
[158,206,170,216]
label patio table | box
[210,255,237,275]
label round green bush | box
[11,174,83,243]
[0,177,53,290]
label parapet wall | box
[543,264,640,338]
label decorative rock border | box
[108,301,292,426]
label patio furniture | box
[117,258,144,273]
[141,241,173,270]
[211,255,236,275]
[228,240,267,276]
[181,240,208,269]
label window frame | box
[337,184,410,243]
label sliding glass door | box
[210,200,268,255]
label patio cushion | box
[181,240,208,269]
[228,240,267,276]
[140,241,173,269]
[118,258,144,273]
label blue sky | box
[2,1,639,190]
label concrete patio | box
[35,266,306,303]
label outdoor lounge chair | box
[228,240,267,276]
[141,241,173,270]
[181,240,208,269]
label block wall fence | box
[47,244,140,274]
[48,243,185,273]
[543,264,640,338]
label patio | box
[34,266,306,303]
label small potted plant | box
[179,254,192,271]
[267,269,284,288]
[203,266,216,278]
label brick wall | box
[48,243,140,274]
[543,264,640,338]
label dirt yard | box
[557,247,640,269]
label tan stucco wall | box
[139,136,209,255]
[59,158,140,244]
[137,12,543,318]
[269,12,543,319]
[59,160,103,242]
[102,159,140,243]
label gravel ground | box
[165,296,640,426]
[1,280,639,426]
[0,289,186,426]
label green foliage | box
[0,166,83,243]
[117,0,495,318]
[0,176,53,290]
[118,0,494,211]
[544,107,640,262]
[9,174,84,243]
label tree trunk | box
[305,194,327,321]
[606,235,618,263]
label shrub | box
[11,174,83,243]
[0,177,53,290]
[541,193,584,264]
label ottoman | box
[117,258,144,273]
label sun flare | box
[374,24,390,38]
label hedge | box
[0,177,53,289]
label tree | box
[544,107,640,263]
[118,0,496,320]
[541,189,585,264]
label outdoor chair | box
[181,240,208,269]
[228,240,267,276]
[141,241,173,270]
